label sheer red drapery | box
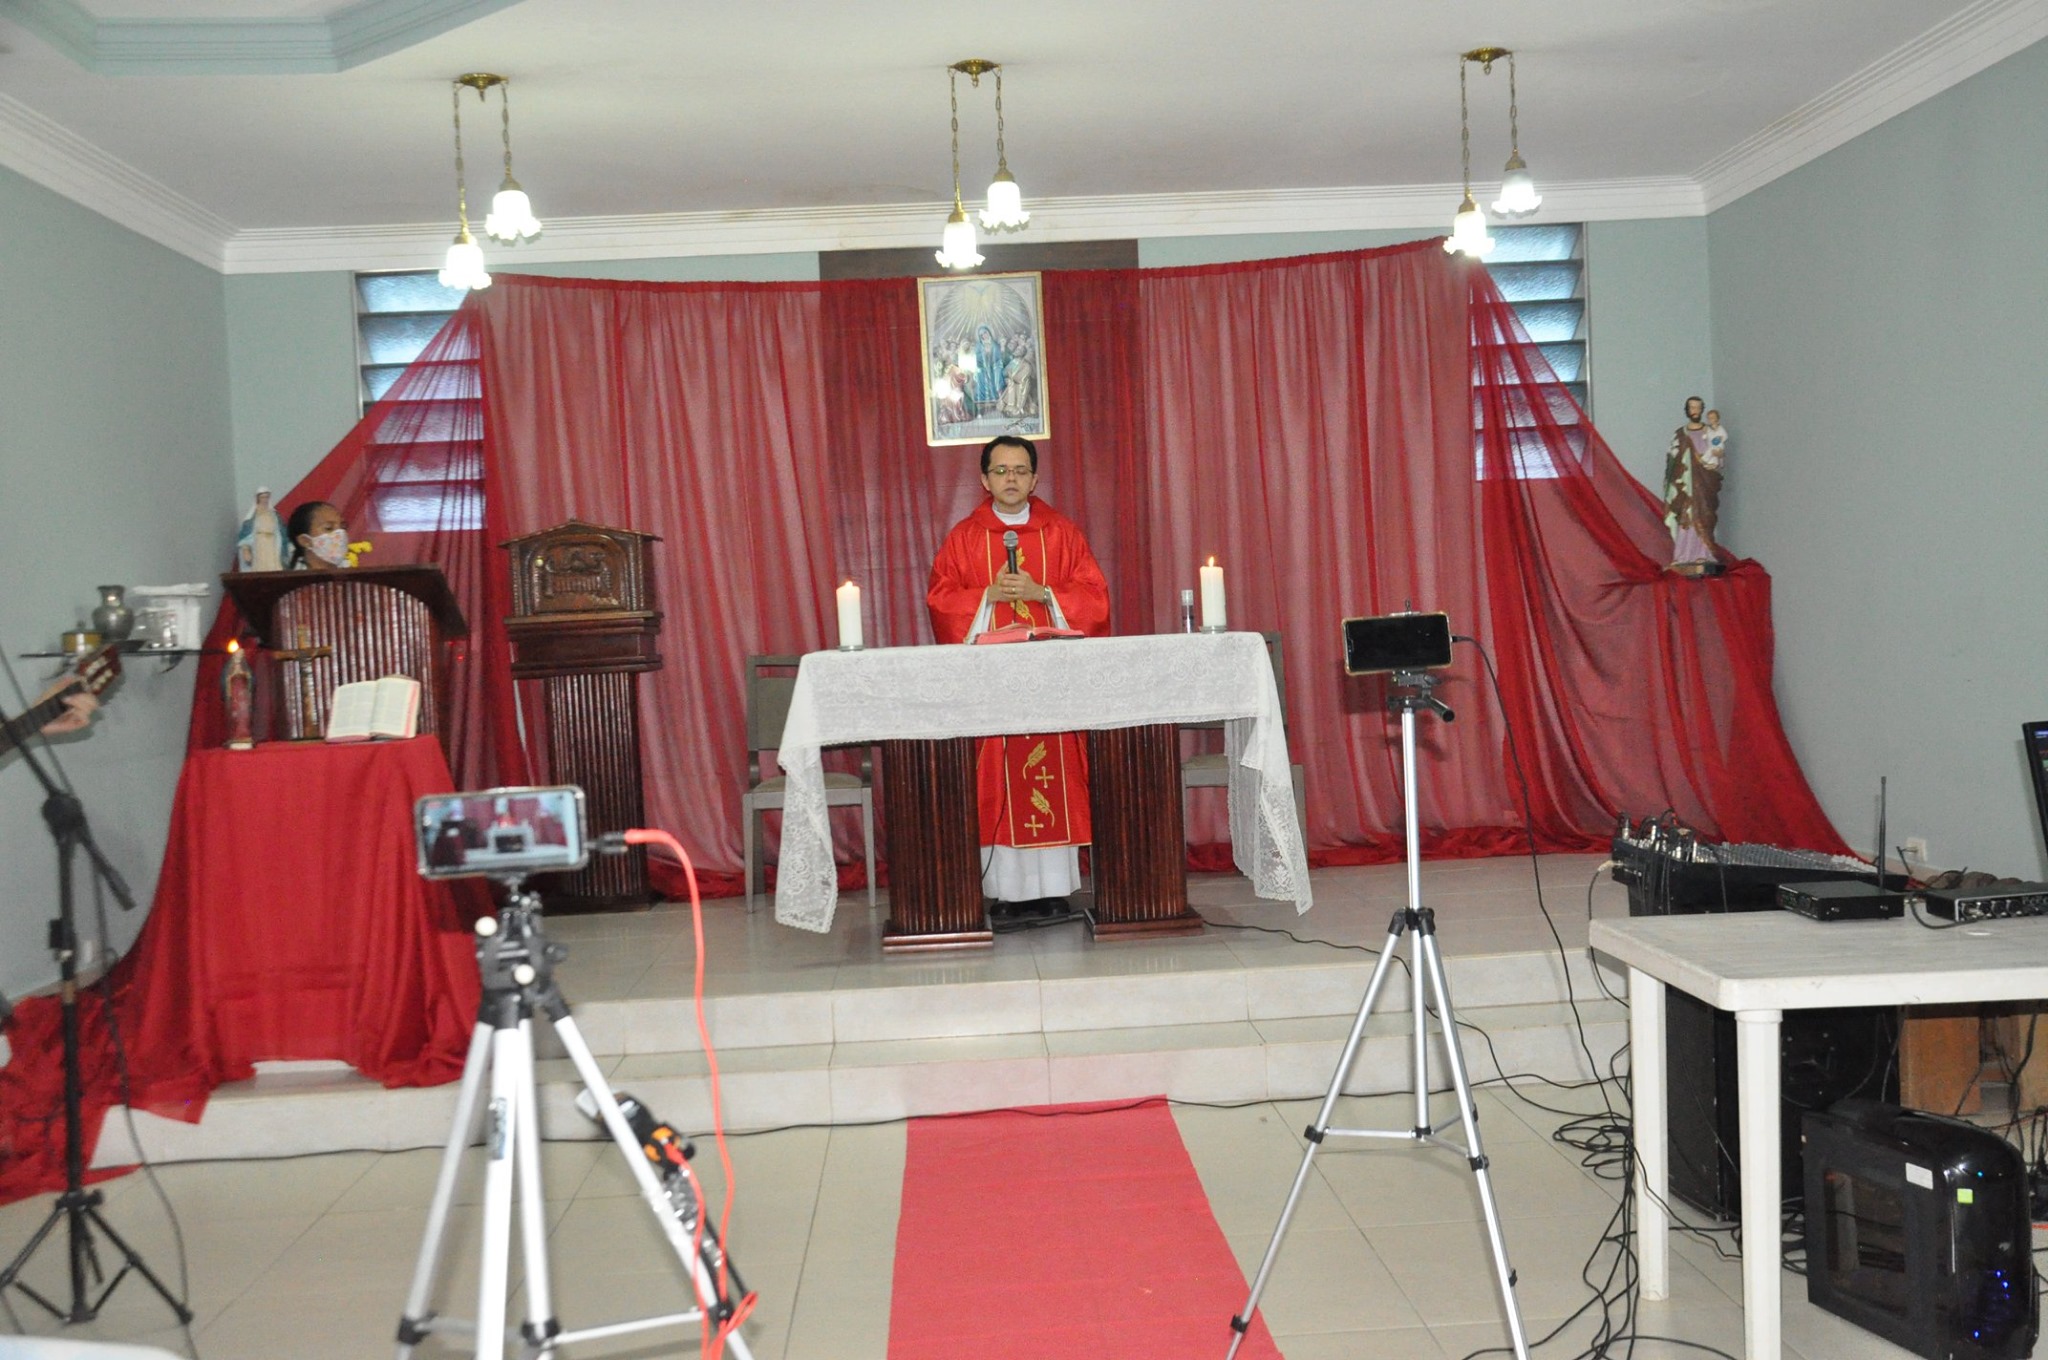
[186,239,1846,883]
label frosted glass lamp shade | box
[1491,154,1542,217]
[439,234,492,290]
[1443,195,1495,259]
[935,210,984,269]
[979,170,1029,231]
[484,180,543,242]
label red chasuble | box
[926,497,1111,848]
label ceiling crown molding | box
[1697,0,2048,210]
[218,179,1709,274]
[0,93,231,267]
[0,0,525,74]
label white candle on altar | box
[836,580,863,649]
[1199,557,1227,631]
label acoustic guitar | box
[0,645,122,758]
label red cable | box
[623,828,756,1356]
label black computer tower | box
[1804,1100,2037,1359]
[1665,989,1899,1220]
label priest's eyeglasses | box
[987,464,1035,478]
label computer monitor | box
[2023,721,2048,863]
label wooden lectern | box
[503,521,663,912]
[221,565,468,745]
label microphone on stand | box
[1003,530,1020,576]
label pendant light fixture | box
[975,62,1029,232]
[1444,52,1495,260]
[935,61,986,270]
[460,72,543,244]
[438,76,491,291]
[1489,50,1542,218]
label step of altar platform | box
[89,942,1628,1167]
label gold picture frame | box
[917,271,1049,447]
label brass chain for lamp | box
[449,81,472,234]
[1506,51,1521,154]
[947,66,963,213]
[449,73,508,235]
[1457,57,1471,194]
[992,67,1010,174]
[498,77,516,177]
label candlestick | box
[1199,558,1227,632]
[836,580,864,650]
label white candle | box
[836,580,863,649]
[1199,557,1227,631]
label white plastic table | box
[1589,910,2048,1360]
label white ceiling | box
[0,0,2041,271]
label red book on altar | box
[973,623,1085,644]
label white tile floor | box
[5,1083,1977,1358]
[0,859,2021,1358]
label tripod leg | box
[1224,914,1410,1360]
[474,1022,530,1360]
[80,1205,192,1323]
[1418,929,1530,1360]
[512,1018,560,1352]
[396,1021,492,1357]
[548,1014,756,1360]
[1410,914,1432,1135]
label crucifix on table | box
[272,625,332,739]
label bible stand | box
[1224,672,1530,1360]
[394,877,753,1360]
[0,741,191,1330]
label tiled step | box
[92,984,1624,1167]
[541,943,1617,1057]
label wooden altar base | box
[1086,724,1202,941]
[877,737,993,954]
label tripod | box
[395,878,753,1360]
[0,736,190,1329]
[1225,670,1530,1360]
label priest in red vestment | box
[926,436,1111,915]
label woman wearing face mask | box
[285,500,352,570]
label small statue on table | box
[221,638,256,750]
[236,488,284,572]
[1663,397,1727,577]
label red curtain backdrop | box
[0,739,484,1203]
[186,239,1846,885]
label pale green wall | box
[227,271,359,497]
[1138,227,1421,266]
[0,167,232,1002]
[1585,218,1714,491]
[1708,38,2048,874]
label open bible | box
[972,622,1085,644]
[325,675,421,742]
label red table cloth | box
[1,737,486,1203]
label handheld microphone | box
[1002,529,1019,576]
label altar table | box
[771,633,1311,937]
[1590,910,2048,1360]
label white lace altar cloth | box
[773,632,1311,932]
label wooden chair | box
[1182,630,1307,845]
[741,654,876,913]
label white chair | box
[740,654,876,912]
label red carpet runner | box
[888,1099,1284,1358]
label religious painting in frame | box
[917,271,1050,447]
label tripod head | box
[1387,668,1455,724]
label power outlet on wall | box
[1900,837,1930,867]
